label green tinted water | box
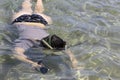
[0,0,120,80]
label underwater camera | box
[35,60,49,74]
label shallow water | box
[0,0,120,80]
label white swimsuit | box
[14,24,49,50]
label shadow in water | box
[0,54,20,80]
[43,54,76,80]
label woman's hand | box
[31,61,49,74]
[31,62,42,69]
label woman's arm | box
[13,47,41,68]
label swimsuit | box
[12,14,48,25]
[12,14,49,50]
[12,14,66,51]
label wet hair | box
[41,35,66,50]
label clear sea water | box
[0,0,120,80]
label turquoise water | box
[0,0,120,80]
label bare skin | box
[12,0,78,69]
[64,49,78,69]
[12,0,49,68]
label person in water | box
[12,0,78,73]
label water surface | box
[0,0,120,80]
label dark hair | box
[41,35,66,50]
